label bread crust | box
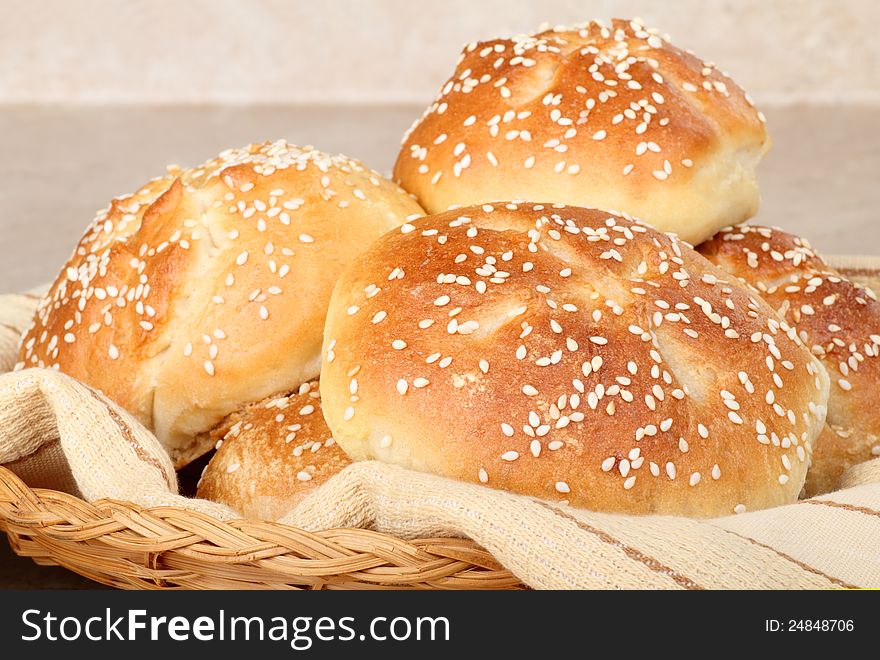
[394,18,769,245]
[17,141,423,466]
[196,381,349,520]
[699,224,880,495]
[322,203,828,517]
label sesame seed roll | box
[321,203,829,517]
[17,141,424,467]
[394,18,770,246]
[699,224,880,496]
[196,380,349,519]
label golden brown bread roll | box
[394,18,770,245]
[698,224,880,495]
[321,203,829,517]
[197,380,349,519]
[17,141,423,467]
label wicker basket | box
[0,466,523,589]
[1,260,875,590]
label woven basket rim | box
[0,465,523,590]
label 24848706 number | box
[765,620,854,632]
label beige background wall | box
[2,0,878,105]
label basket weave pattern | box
[0,466,522,589]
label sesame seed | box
[555,481,571,493]
[501,451,519,461]
[478,468,489,483]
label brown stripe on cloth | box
[534,500,704,590]
[86,389,175,490]
[720,528,857,589]
[805,499,880,519]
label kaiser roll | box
[321,203,828,517]
[699,224,880,496]
[394,18,769,245]
[196,380,349,520]
[17,141,423,467]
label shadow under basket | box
[0,466,523,590]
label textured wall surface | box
[1,0,877,105]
